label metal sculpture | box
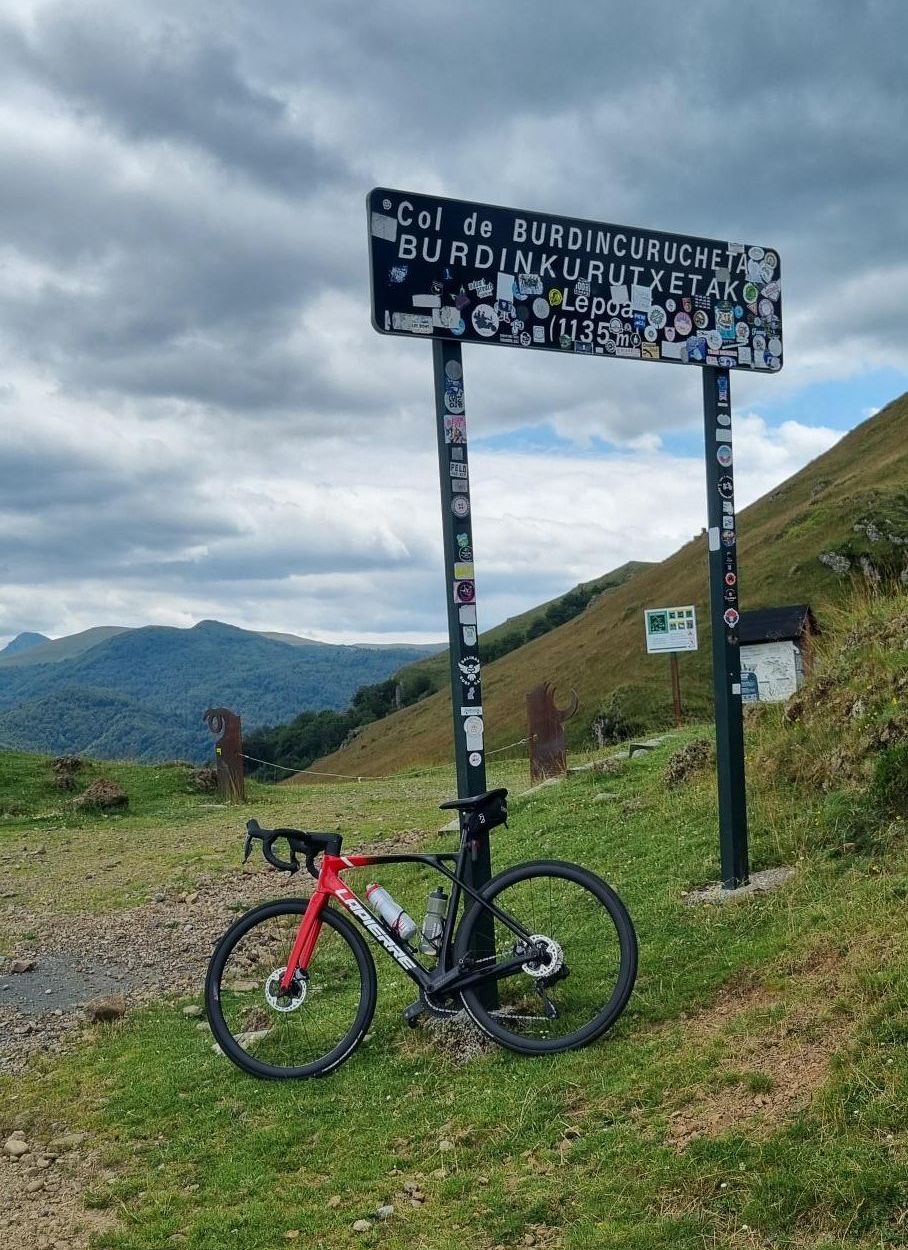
[204,707,245,802]
[526,683,579,782]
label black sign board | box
[368,188,783,372]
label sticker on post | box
[463,716,484,752]
[444,415,466,444]
[459,604,477,625]
[724,608,740,627]
[454,580,476,605]
[458,658,481,699]
[468,751,482,766]
[451,496,470,518]
[454,561,474,580]
[444,382,465,413]
[717,444,733,467]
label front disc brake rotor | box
[264,967,308,1012]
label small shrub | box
[664,739,713,788]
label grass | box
[1,591,906,1247]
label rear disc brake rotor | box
[520,935,564,979]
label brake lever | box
[243,819,264,863]
[261,833,300,875]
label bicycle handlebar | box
[244,820,319,877]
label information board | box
[368,188,782,372]
[644,605,699,654]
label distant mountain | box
[0,620,442,763]
[0,632,51,658]
[0,626,130,668]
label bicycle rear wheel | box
[454,860,637,1055]
[205,899,376,1079]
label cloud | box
[0,0,901,646]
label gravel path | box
[0,826,429,1074]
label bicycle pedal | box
[402,999,426,1028]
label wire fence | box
[242,733,535,783]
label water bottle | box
[420,887,449,953]
[365,883,418,941]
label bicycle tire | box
[205,898,377,1079]
[454,859,637,1056]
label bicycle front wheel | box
[454,860,637,1055]
[205,899,376,1079]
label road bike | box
[205,788,637,1079]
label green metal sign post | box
[702,366,749,887]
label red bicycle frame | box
[278,845,535,1001]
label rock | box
[182,1005,203,1018]
[327,1196,342,1209]
[352,1219,372,1233]
[184,893,199,905]
[50,1132,87,1150]
[235,1028,271,1050]
[375,1204,394,1220]
[226,980,258,993]
[284,1232,300,1241]
[3,1136,29,1157]
[8,959,36,974]
[73,779,129,812]
[86,994,127,1023]
[438,1138,454,1152]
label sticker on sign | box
[644,606,698,654]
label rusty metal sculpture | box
[526,683,580,782]
[204,707,245,802]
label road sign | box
[644,606,698,654]
[368,188,782,372]
[368,187,779,891]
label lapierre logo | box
[336,888,418,971]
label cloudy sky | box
[1,1,906,647]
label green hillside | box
[0,620,440,764]
[306,393,908,781]
[245,561,651,779]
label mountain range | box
[0,621,441,763]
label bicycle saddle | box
[439,788,508,812]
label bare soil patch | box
[0,1131,114,1250]
[662,947,853,1148]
